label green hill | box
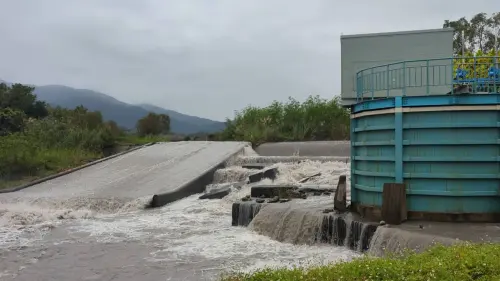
[29,84,225,134]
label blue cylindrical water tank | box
[350,94,500,222]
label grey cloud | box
[0,0,498,120]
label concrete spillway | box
[0,141,249,210]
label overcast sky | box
[0,1,497,120]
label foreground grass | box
[221,243,500,281]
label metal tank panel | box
[350,56,500,222]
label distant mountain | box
[9,83,227,135]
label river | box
[0,152,357,280]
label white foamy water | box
[0,156,356,280]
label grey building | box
[340,28,454,106]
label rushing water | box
[0,156,357,280]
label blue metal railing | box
[355,56,500,101]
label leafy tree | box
[444,17,472,55]
[0,83,48,119]
[444,12,500,55]
[105,120,122,138]
[136,112,170,137]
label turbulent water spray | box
[249,204,324,245]
[224,157,385,253]
[213,167,253,184]
[227,155,350,166]
[0,145,361,280]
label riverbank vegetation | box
[0,83,170,189]
[216,95,350,146]
[221,242,500,281]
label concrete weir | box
[232,201,378,252]
[2,141,250,208]
[231,201,465,256]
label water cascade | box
[0,145,459,281]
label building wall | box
[341,28,454,106]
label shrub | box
[218,95,350,145]
[0,108,26,136]
[136,112,170,137]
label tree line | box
[0,83,170,139]
[444,12,500,55]
[215,95,350,146]
[0,82,170,187]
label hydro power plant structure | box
[341,28,500,222]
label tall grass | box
[219,95,350,146]
[0,118,171,189]
[0,118,105,187]
[0,137,99,189]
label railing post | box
[473,56,477,94]
[492,55,498,94]
[386,65,390,97]
[402,62,407,96]
[426,60,430,95]
[450,57,454,95]
[356,73,361,102]
[355,73,359,102]
[371,68,375,99]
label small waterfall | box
[319,214,347,246]
[232,202,263,226]
[219,151,379,253]
[317,213,378,252]
[239,202,378,252]
[232,199,460,255]
[347,220,378,252]
[249,203,324,245]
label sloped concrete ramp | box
[2,141,249,207]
